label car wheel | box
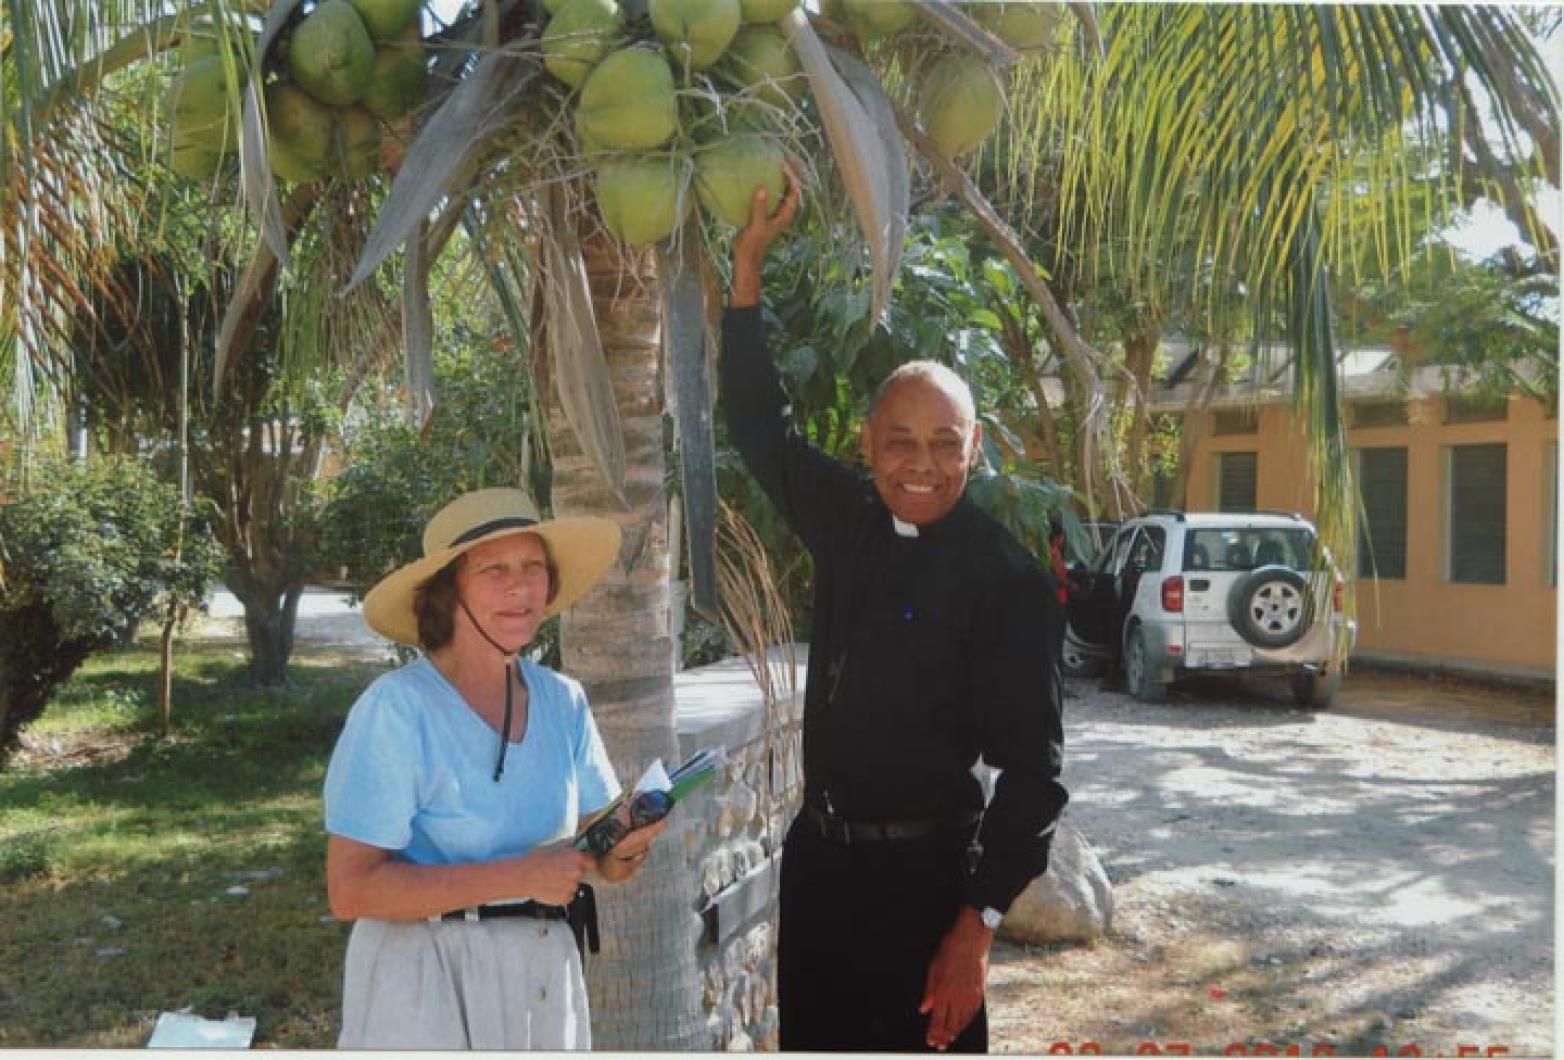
[1290,668,1341,709]
[1124,625,1165,703]
[1228,565,1315,649]
[1062,625,1105,678]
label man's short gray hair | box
[869,360,977,425]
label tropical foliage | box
[0,456,223,762]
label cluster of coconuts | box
[543,0,1061,247]
[540,0,805,247]
[167,0,430,183]
[853,0,1064,162]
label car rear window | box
[1183,527,1317,572]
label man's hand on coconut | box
[730,159,803,308]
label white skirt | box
[338,916,591,1050]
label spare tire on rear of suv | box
[1227,565,1314,648]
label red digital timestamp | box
[1045,1042,1511,1057]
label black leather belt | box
[805,805,981,846]
[439,901,569,923]
[436,885,600,955]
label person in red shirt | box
[1048,519,1070,610]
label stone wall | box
[673,647,806,1051]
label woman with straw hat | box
[322,487,664,1049]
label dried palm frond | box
[713,499,797,834]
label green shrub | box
[0,457,223,763]
[0,830,55,882]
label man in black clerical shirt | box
[720,169,1068,1053]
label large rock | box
[1001,821,1113,943]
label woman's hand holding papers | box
[596,817,669,882]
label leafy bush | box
[0,457,223,762]
[0,830,55,882]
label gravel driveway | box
[989,670,1555,1057]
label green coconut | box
[575,46,679,150]
[693,133,785,228]
[594,154,690,246]
[288,0,377,105]
[177,19,239,66]
[266,81,335,172]
[841,0,915,37]
[350,0,423,41]
[738,0,797,23]
[919,51,1003,160]
[719,25,802,110]
[360,24,428,119]
[651,0,742,71]
[268,137,328,182]
[170,142,226,180]
[169,55,241,158]
[543,0,625,88]
[975,1,1059,50]
[333,105,382,178]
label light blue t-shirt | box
[323,656,620,869]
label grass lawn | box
[0,637,391,1048]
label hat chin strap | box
[457,596,526,782]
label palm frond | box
[658,217,719,617]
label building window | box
[1351,401,1410,429]
[1212,408,1259,435]
[1444,394,1509,424]
[1357,447,1408,579]
[1448,443,1507,584]
[1218,451,1258,512]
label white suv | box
[1062,511,1356,707]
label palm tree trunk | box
[548,229,706,1049]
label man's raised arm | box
[719,170,863,554]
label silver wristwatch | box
[978,906,1004,931]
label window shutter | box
[1450,444,1507,584]
[1219,452,1258,512]
[1357,447,1408,578]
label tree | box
[70,234,350,687]
[4,0,1557,1047]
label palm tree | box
[3,0,1556,1046]
[549,229,706,1045]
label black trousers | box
[778,812,988,1053]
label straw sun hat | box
[362,488,621,648]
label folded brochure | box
[574,745,724,856]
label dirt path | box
[989,672,1555,1058]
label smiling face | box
[860,373,982,527]
[453,532,555,652]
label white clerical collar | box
[891,515,919,538]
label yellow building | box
[1154,366,1557,685]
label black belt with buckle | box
[437,884,600,955]
[804,805,981,846]
[439,901,569,923]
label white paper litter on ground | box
[146,1011,256,1049]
